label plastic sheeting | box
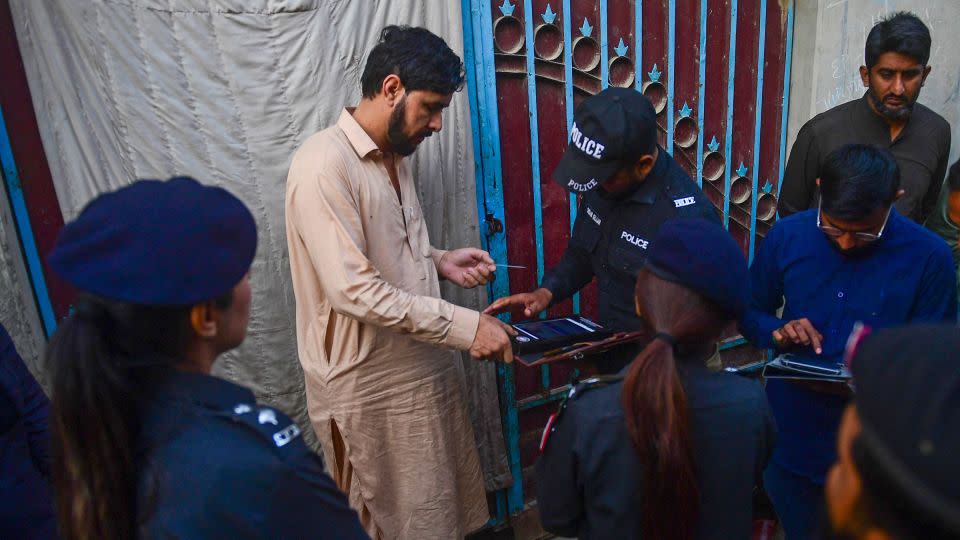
[10,0,511,490]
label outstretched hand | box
[438,248,496,289]
[483,288,553,319]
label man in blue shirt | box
[740,144,956,539]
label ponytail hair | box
[47,295,195,539]
[622,269,732,540]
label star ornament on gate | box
[542,4,557,24]
[708,136,720,152]
[679,102,692,118]
[614,38,628,57]
[580,18,593,37]
[648,64,661,83]
[499,0,515,17]
[736,162,749,177]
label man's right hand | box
[483,288,554,318]
[470,314,517,363]
[772,318,823,354]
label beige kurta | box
[285,109,488,539]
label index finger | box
[477,250,494,265]
[799,319,823,354]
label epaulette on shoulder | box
[226,403,303,451]
[568,374,625,400]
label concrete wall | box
[0,183,47,388]
[787,0,960,168]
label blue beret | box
[644,218,749,317]
[49,177,256,305]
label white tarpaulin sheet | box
[10,0,511,490]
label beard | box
[386,96,422,157]
[867,86,916,121]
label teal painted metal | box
[749,0,768,263]
[0,105,56,337]
[523,0,546,286]
[634,1,642,91]
[722,0,739,228]
[463,0,524,516]
[696,0,707,187]
[562,0,580,314]
[666,0,676,154]
[600,0,609,88]
[778,1,795,200]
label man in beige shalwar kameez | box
[285,26,516,540]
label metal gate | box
[462,0,796,520]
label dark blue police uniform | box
[0,322,57,540]
[138,368,368,539]
[542,150,719,370]
[536,362,775,540]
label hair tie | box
[653,332,677,349]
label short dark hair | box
[819,144,900,221]
[946,160,960,193]
[864,12,931,69]
[360,26,465,99]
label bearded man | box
[285,26,515,539]
[778,12,950,223]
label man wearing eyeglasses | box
[740,144,956,540]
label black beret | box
[49,177,256,305]
[644,218,749,317]
[851,324,960,533]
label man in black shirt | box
[485,88,719,372]
[778,12,950,223]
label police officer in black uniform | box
[485,87,719,373]
[0,322,56,539]
[535,219,775,540]
[44,177,367,539]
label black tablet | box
[511,316,609,355]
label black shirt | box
[0,323,56,540]
[138,370,368,539]
[541,149,720,333]
[536,362,776,540]
[778,94,951,222]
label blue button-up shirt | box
[740,208,957,482]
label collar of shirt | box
[625,147,671,205]
[150,369,255,412]
[337,108,381,159]
[854,93,909,144]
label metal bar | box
[0,105,56,337]
[695,0,707,187]
[634,0,643,91]
[465,0,524,515]
[600,0,609,88]
[666,0,676,154]
[562,0,580,314]
[462,0,489,255]
[518,385,570,411]
[523,0,546,286]
[749,0,768,263]
[778,0,795,199]
[722,0,739,228]
[719,336,749,350]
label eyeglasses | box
[817,198,892,242]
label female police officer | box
[44,177,367,539]
[536,218,775,540]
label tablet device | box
[511,316,610,355]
